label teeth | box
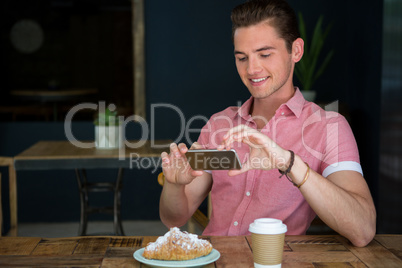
[251,77,267,82]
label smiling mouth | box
[250,77,268,83]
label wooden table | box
[6,140,171,236]
[10,89,98,102]
[10,89,98,121]
[0,235,401,267]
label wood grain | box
[0,235,400,267]
[15,140,171,160]
[31,238,78,255]
[10,88,98,97]
[339,236,402,267]
[8,162,17,237]
[0,237,41,255]
[283,251,359,263]
[74,237,110,255]
[132,0,146,120]
[0,255,102,267]
[375,234,402,260]
[0,157,16,237]
[211,236,254,268]
[101,258,140,268]
[109,237,142,248]
[286,235,348,252]
[0,173,2,237]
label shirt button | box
[281,112,285,115]
[246,191,251,196]
[234,221,238,226]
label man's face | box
[234,22,296,99]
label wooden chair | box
[157,172,210,233]
[0,171,2,236]
[0,157,15,237]
[75,168,125,236]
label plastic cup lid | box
[249,218,287,235]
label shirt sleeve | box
[320,112,361,176]
[322,161,363,177]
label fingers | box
[222,125,250,141]
[169,143,184,158]
[220,125,262,150]
[161,143,203,184]
[227,169,245,176]
[190,142,203,150]
[178,143,190,154]
[161,151,170,166]
[227,161,250,176]
[161,143,186,171]
[165,143,190,161]
[190,169,204,177]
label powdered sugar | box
[145,233,168,251]
[145,227,210,252]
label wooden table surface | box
[15,140,171,162]
[9,89,99,121]
[0,235,401,267]
[10,88,98,101]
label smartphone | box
[186,149,242,170]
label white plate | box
[133,248,220,268]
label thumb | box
[190,142,204,150]
[227,161,250,176]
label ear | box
[292,38,304,63]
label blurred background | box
[0,0,401,236]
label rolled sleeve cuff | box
[322,161,363,178]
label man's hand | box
[219,124,291,176]
[161,142,204,185]
[159,142,212,228]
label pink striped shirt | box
[198,88,362,236]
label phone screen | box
[185,149,242,170]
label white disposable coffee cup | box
[249,218,287,268]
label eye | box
[237,57,247,62]
[261,54,271,58]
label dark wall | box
[379,0,402,234]
[1,0,383,234]
[145,0,382,199]
[144,0,248,144]
[0,0,133,114]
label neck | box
[251,87,295,129]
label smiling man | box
[160,0,376,247]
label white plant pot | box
[95,125,123,149]
[301,91,317,102]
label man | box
[160,0,376,247]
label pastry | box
[143,227,213,260]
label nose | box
[247,57,262,75]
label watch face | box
[10,19,44,54]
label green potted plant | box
[94,106,123,149]
[295,13,334,101]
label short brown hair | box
[231,0,300,53]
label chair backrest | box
[157,172,164,186]
[0,157,13,167]
[0,157,14,237]
[0,172,2,236]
